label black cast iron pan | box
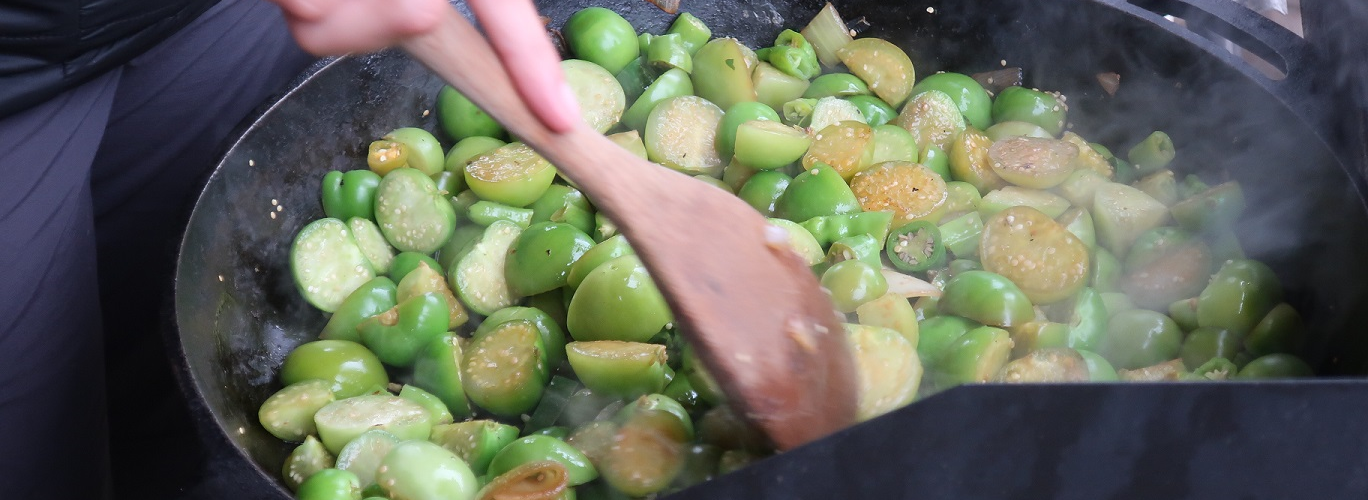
[170,0,1368,497]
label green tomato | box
[911,72,993,130]
[1098,309,1182,370]
[991,86,1066,136]
[437,86,506,142]
[384,128,446,177]
[376,441,479,500]
[820,260,888,313]
[505,222,595,296]
[564,7,640,75]
[567,255,672,343]
[296,468,362,500]
[487,435,599,486]
[280,340,389,399]
[465,143,558,208]
[938,270,1035,328]
[716,101,781,161]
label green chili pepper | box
[320,277,398,342]
[767,30,819,80]
[666,12,711,55]
[564,7,639,75]
[467,200,534,228]
[1126,131,1176,175]
[990,86,1066,137]
[321,170,382,222]
[911,72,993,130]
[357,292,450,367]
[798,211,894,249]
[781,97,818,127]
[825,233,882,268]
[884,220,946,272]
[939,270,1034,328]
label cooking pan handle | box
[1127,0,1312,81]
[1124,0,1343,155]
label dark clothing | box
[0,0,314,496]
[0,0,218,118]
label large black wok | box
[171,0,1368,497]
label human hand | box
[268,0,580,132]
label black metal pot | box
[171,0,1368,498]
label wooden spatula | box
[401,6,857,450]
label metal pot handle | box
[1120,0,1349,167]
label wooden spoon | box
[402,7,857,449]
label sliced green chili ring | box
[884,221,946,273]
[1126,130,1176,175]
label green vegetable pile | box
[272,4,1315,499]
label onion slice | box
[880,266,941,298]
